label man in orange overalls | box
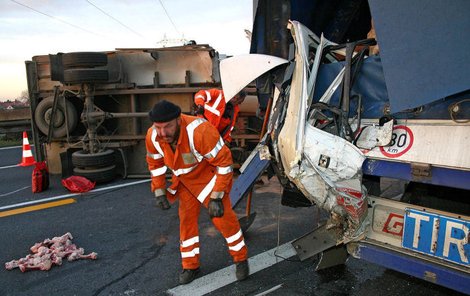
[145,100,249,285]
[193,89,246,145]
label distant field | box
[0,138,22,147]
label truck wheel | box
[72,149,116,169]
[73,165,116,183]
[34,97,78,138]
[62,52,107,68]
[63,69,108,84]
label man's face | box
[153,117,181,143]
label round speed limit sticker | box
[380,125,414,158]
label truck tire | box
[73,165,116,183]
[34,97,78,138]
[63,69,108,84]
[62,52,107,68]
[72,149,116,169]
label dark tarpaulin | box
[250,0,371,111]
[368,0,470,112]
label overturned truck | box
[228,0,469,294]
[25,44,259,182]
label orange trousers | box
[177,184,248,269]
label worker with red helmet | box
[194,88,246,144]
[145,100,249,285]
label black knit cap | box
[149,100,181,123]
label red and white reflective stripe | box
[147,152,162,160]
[23,149,33,157]
[181,247,200,258]
[151,166,167,177]
[228,240,246,252]
[195,94,206,102]
[226,230,242,244]
[204,90,213,103]
[204,92,222,116]
[197,174,217,203]
[186,118,205,162]
[204,138,224,159]
[151,127,165,157]
[172,165,197,176]
[167,188,177,195]
[180,236,199,248]
[216,165,233,175]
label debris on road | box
[5,232,97,272]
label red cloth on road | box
[61,176,95,193]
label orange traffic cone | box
[19,131,36,167]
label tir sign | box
[402,209,470,267]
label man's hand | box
[195,105,205,116]
[155,194,170,210]
[208,191,224,218]
[208,199,224,218]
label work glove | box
[155,194,170,210]
[195,105,205,116]
[208,191,224,218]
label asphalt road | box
[0,145,465,295]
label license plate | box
[402,208,470,267]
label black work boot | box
[179,268,200,285]
[235,260,249,281]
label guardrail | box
[0,109,31,135]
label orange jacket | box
[145,114,233,202]
[194,89,240,142]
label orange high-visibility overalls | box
[194,89,240,143]
[145,114,247,269]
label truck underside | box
[26,45,261,181]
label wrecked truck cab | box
[224,21,380,241]
[269,21,371,242]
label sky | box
[0,0,254,101]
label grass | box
[0,139,22,147]
[0,134,22,147]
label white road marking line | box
[0,179,150,211]
[167,241,297,296]
[254,284,283,296]
[0,164,20,170]
[0,145,23,150]
[0,186,31,197]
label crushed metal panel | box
[368,0,470,112]
[355,119,393,149]
[220,54,288,102]
[277,21,312,172]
